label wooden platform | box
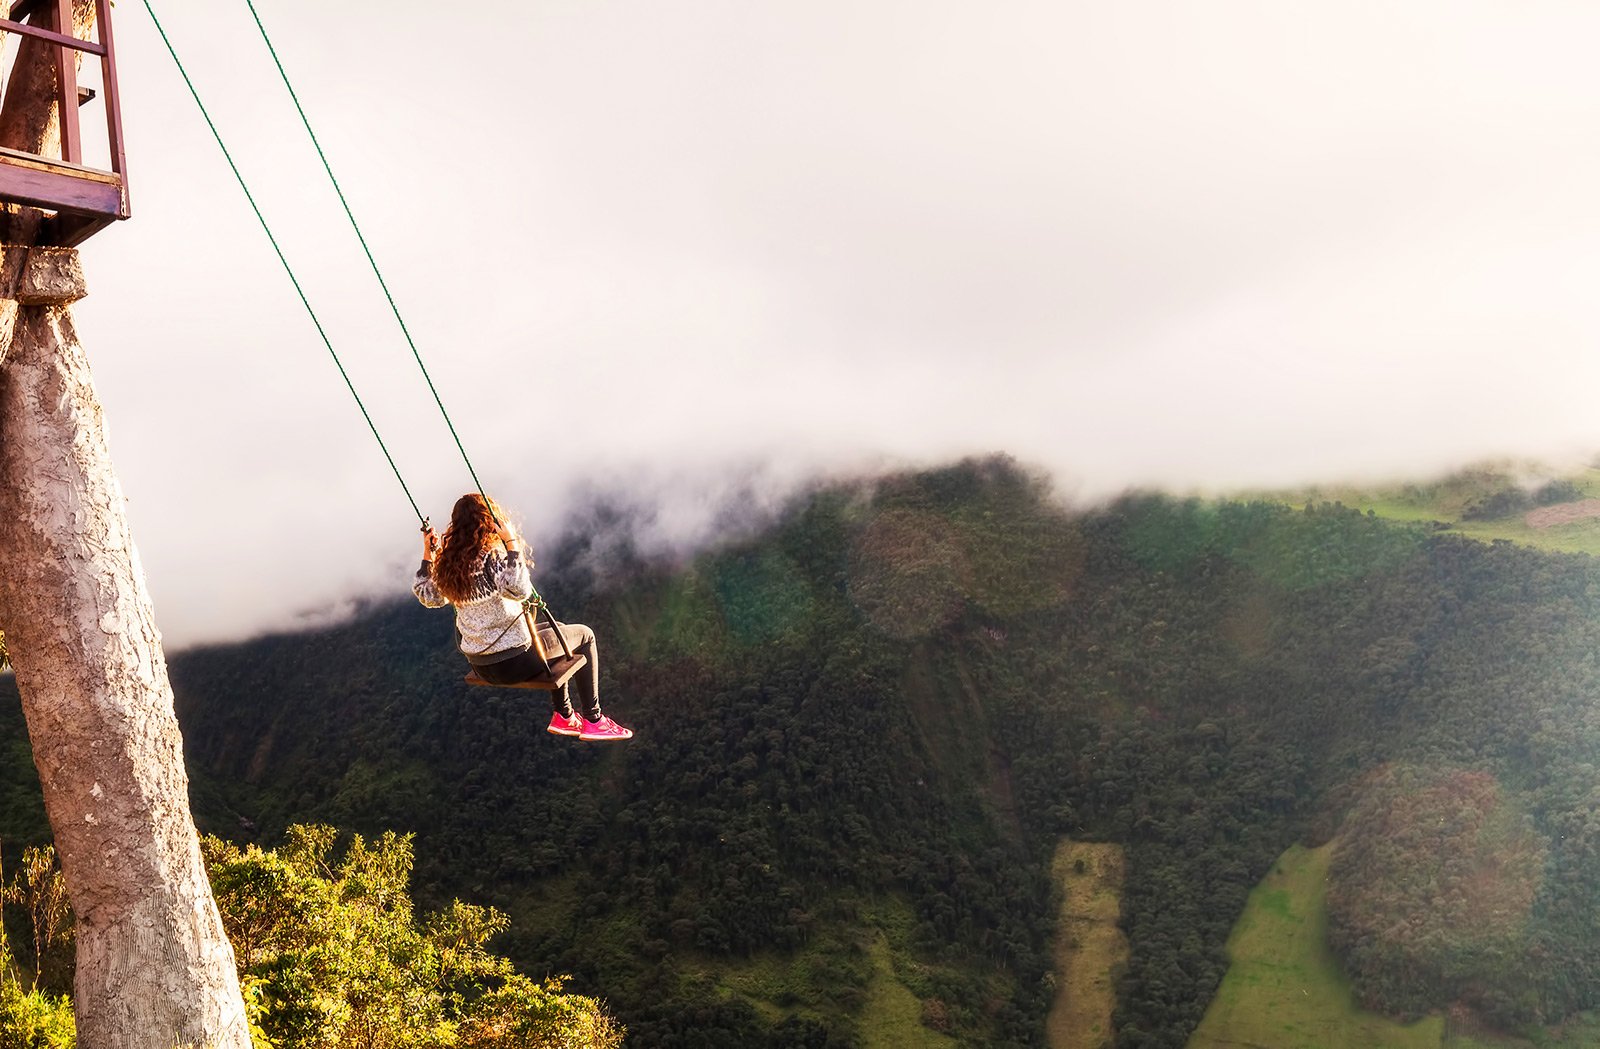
[0,0,130,246]
[463,653,586,691]
[0,150,124,245]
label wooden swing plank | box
[464,653,587,691]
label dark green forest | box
[5,457,1600,1047]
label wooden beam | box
[49,0,79,164]
[92,0,124,212]
[0,16,106,57]
[0,158,121,215]
[0,145,118,182]
[43,209,111,246]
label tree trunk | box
[0,4,251,1046]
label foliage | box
[0,706,47,849]
[456,974,624,1048]
[0,845,74,1049]
[1327,766,1547,1023]
[0,844,71,998]
[1459,478,1583,521]
[1534,478,1584,505]
[5,846,71,994]
[203,826,622,1049]
[0,970,75,1049]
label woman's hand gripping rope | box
[421,518,440,563]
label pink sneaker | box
[579,715,634,741]
[547,711,582,737]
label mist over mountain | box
[91,1,1600,658]
[7,455,1600,1047]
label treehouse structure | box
[0,0,127,246]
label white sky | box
[49,0,1600,647]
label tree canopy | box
[1,829,623,1049]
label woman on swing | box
[414,493,633,741]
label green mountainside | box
[6,457,1600,1047]
[1264,461,1600,555]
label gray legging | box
[472,621,601,721]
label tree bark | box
[0,4,251,1046]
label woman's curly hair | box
[432,493,506,604]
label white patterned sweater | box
[414,548,534,663]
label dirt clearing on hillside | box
[1047,841,1127,1049]
[1526,500,1600,529]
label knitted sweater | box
[414,548,534,664]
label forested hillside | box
[6,457,1600,1048]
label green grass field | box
[1189,841,1444,1049]
[1046,841,1126,1049]
[860,932,959,1049]
[1188,842,1600,1049]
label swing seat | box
[464,653,586,691]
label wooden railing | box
[0,0,128,245]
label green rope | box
[243,0,496,521]
[142,0,425,524]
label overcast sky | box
[46,0,1600,647]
